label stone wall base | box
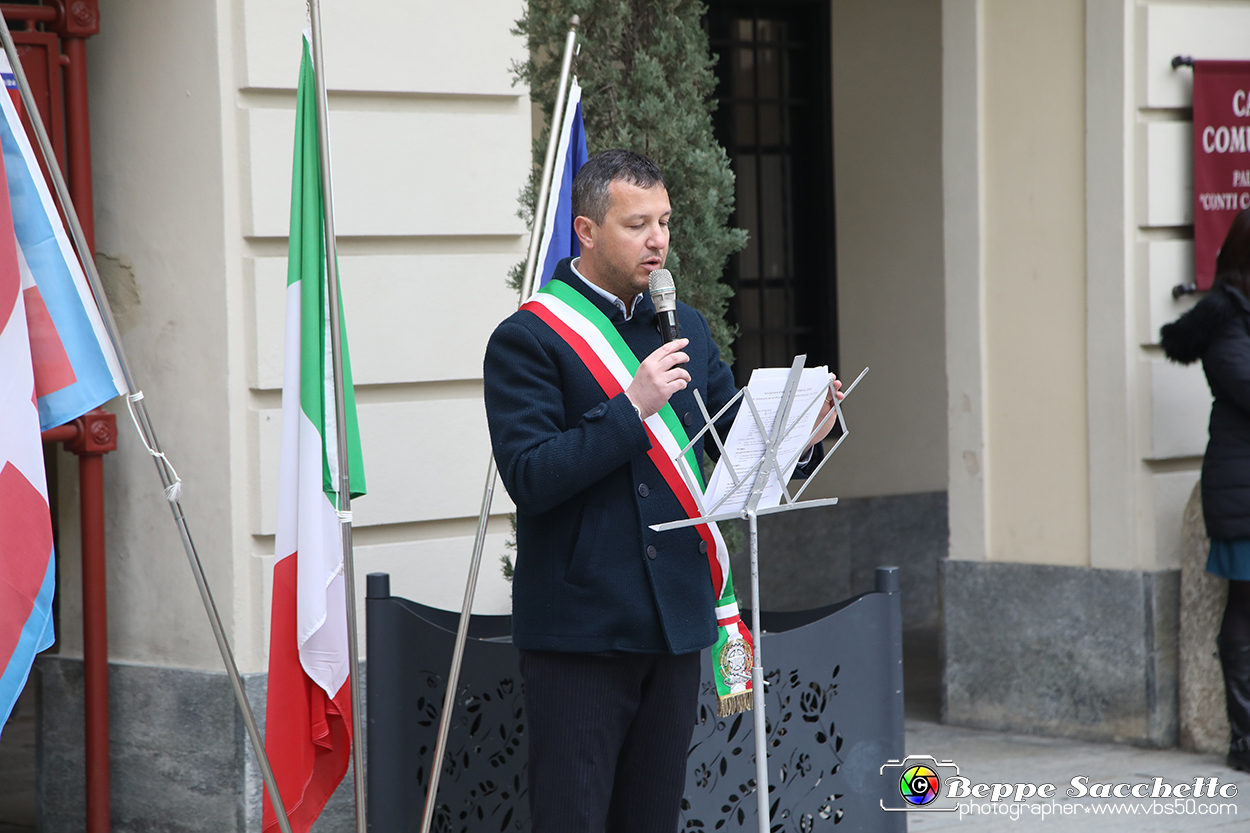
[940,560,1180,746]
[1179,480,1229,754]
[35,656,357,833]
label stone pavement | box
[903,718,1250,832]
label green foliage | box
[510,0,747,361]
[502,2,748,584]
[502,513,517,583]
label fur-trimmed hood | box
[1161,285,1250,364]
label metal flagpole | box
[418,16,580,833]
[746,507,767,833]
[0,15,297,833]
[306,4,367,833]
[519,17,581,300]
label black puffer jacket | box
[1162,285,1250,539]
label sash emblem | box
[718,637,753,688]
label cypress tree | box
[511,0,747,360]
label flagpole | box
[520,18,582,300]
[0,15,297,833]
[306,4,368,833]
[418,16,580,833]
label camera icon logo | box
[879,754,960,812]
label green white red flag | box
[263,34,366,833]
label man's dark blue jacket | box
[483,259,747,655]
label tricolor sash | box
[521,279,754,716]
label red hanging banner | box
[1193,60,1250,291]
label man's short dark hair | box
[571,149,666,225]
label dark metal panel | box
[366,572,903,833]
[366,576,524,833]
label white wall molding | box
[943,0,988,562]
[1086,0,1141,569]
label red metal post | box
[65,408,115,833]
[0,5,57,24]
[40,423,78,444]
[54,0,97,251]
[24,4,109,832]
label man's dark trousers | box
[521,649,700,833]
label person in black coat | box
[484,150,841,832]
[1161,207,1250,772]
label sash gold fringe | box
[717,691,754,717]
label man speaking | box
[483,149,840,833]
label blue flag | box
[533,78,588,294]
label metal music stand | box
[649,355,868,833]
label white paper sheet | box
[703,365,830,515]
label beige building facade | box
[16,0,1250,829]
[39,0,528,828]
[938,0,1250,746]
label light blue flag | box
[0,54,125,431]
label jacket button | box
[683,412,694,426]
[638,483,650,497]
[647,545,658,560]
[699,540,708,554]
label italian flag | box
[263,34,365,833]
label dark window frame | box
[707,0,837,383]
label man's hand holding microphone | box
[624,267,845,447]
[626,338,690,420]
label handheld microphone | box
[649,269,682,344]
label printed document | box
[703,365,830,515]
